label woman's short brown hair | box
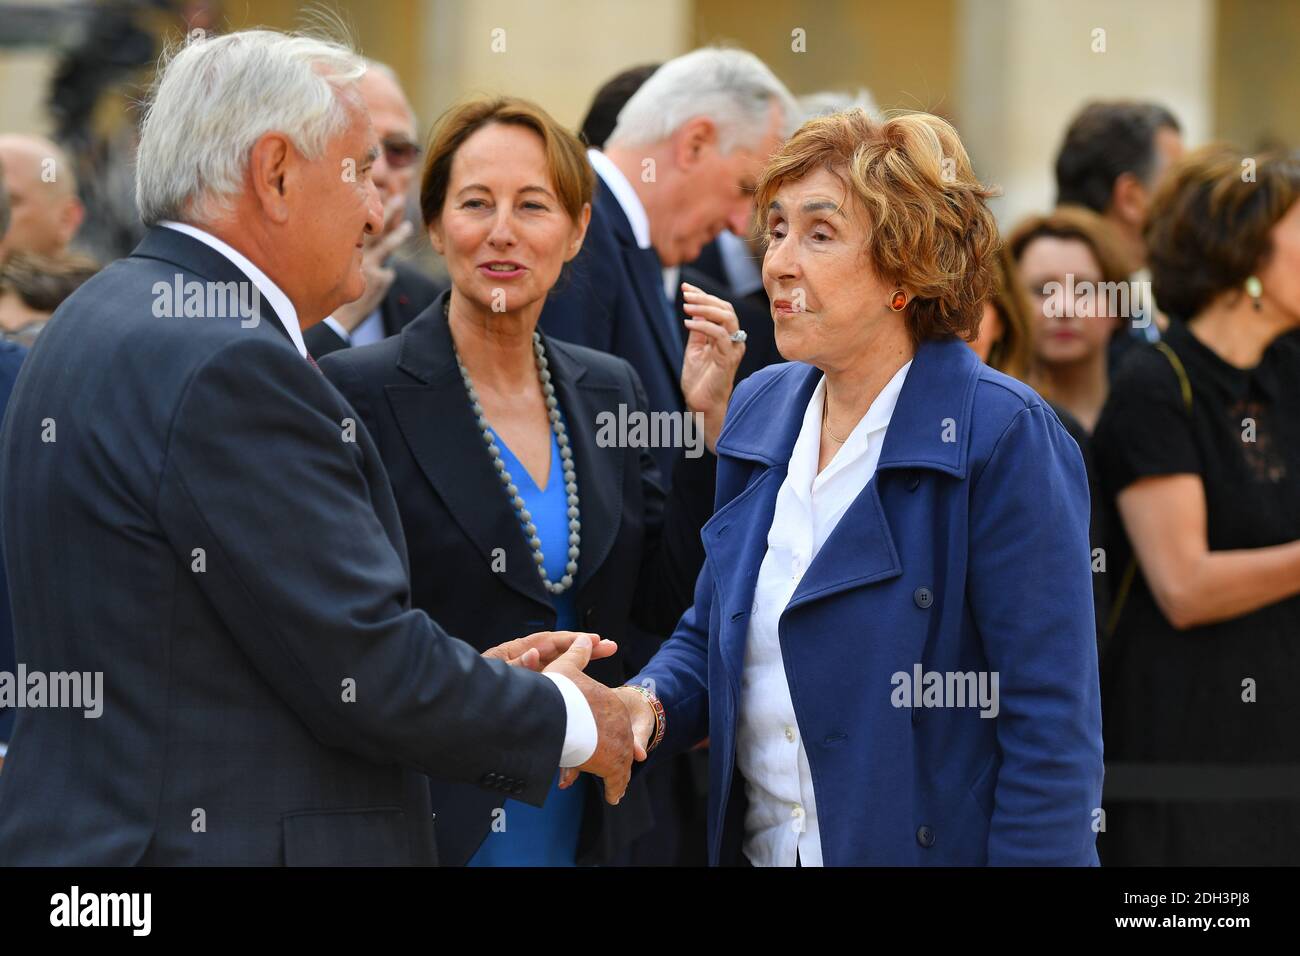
[419,96,594,229]
[984,241,1035,381]
[1144,144,1300,322]
[1006,205,1132,287]
[753,108,1000,344]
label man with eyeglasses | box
[305,60,444,358]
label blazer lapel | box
[384,297,552,610]
[701,466,785,694]
[544,340,623,593]
[622,244,685,397]
[597,185,684,407]
[131,226,295,351]
[785,478,902,612]
[701,362,820,690]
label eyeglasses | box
[382,136,422,169]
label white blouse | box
[736,360,912,866]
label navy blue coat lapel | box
[597,184,684,399]
[130,226,295,351]
[702,339,984,683]
[382,292,622,607]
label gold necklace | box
[821,398,848,444]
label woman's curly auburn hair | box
[752,108,1001,344]
[1145,143,1300,322]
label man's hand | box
[544,636,636,804]
[482,630,614,671]
[332,195,413,333]
[559,685,656,790]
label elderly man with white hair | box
[0,29,634,866]
[305,59,445,359]
[541,47,798,480]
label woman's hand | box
[679,282,745,454]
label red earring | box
[889,289,907,311]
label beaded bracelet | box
[630,685,666,753]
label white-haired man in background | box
[0,29,634,866]
[305,59,445,358]
[540,47,798,481]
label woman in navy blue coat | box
[600,108,1105,866]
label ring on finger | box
[729,329,748,343]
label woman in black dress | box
[1092,145,1300,865]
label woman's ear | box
[427,221,444,257]
[566,203,592,261]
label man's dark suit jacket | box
[0,227,566,865]
[319,291,714,864]
[540,177,685,479]
[0,341,27,747]
[304,260,443,359]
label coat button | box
[917,825,935,848]
[906,472,920,491]
[584,606,597,627]
[482,772,497,786]
[914,586,934,609]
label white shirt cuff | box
[322,316,351,343]
[542,672,597,768]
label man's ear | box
[566,202,592,261]
[1110,171,1147,230]
[248,132,293,225]
[673,116,717,170]
[60,197,85,245]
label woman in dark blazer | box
[609,109,1104,866]
[320,96,744,865]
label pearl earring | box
[1245,276,1263,312]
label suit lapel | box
[544,340,623,592]
[596,186,684,407]
[384,299,552,609]
[623,244,684,397]
[131,226,295,351]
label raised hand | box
[482,630,614,671]
[331,194,413,333]
[544,637,636,804]
[679,281,746,453]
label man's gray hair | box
[136,29,367,227]
[798,88,882,123]
[605,47,799,154]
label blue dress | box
[468,423,587,866]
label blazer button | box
[906,472,920,492]
[584,606,598,628]
[914,587,934,609]
[482,772,497,786]
[917,825,935,848]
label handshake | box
[482,631,658,805]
